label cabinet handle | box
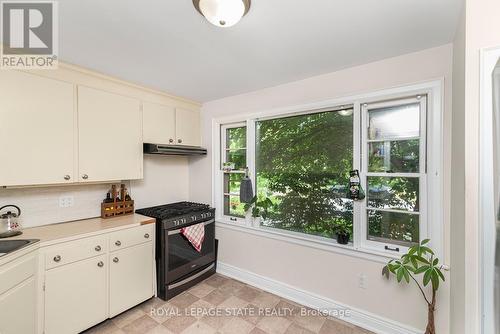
[178,139,182,144]
[95,245,102,252]
[82,174,89,180]
[53,255,61,262]
[97,261,104,267]
[113,257,119,263]
[169,138,174,143]
[64,175,71,181]
[144,233,150,239]
[115,240,121,246]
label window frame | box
[220,122,248,223]
[212,80,444,260]
[360,96,428,254]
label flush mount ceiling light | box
[193,0,251,28]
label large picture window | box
[216,87,438,257]
[255,109,354,239]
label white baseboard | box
[217,261,421,334]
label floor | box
[84,273,374,334]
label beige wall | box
[450,4,466,334]
[191,44,454,331]
[462,0,500,332]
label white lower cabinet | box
[0,277,37,334]
[45,255,107,334]
[43,225,154,334]
[109,242,153,317]
[0,251,37,334]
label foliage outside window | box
[255,110,354,239]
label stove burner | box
[136,202,210,220]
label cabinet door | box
[143,102,176,145]
[45,255,107,334]
[109,242,153,317]
[0,278,36,334]
[0,71,75,186]
[78,86,143,182]
[175,108,201,146]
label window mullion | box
[246,119,256,221]
[353,102,363,249]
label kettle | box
[0,205,22,238]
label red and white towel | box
[180,222,205,252]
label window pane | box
[226,127,246,149]
[367,176,419,212]
[224,173,244,194]
[256,109,354,239]
[226,150,246,170]
[368,139,419,173]
[224,195,245,217]
[367,210,419,246]
[368,103,420,140]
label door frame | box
[479,45,500,334]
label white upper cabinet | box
[0,64,200,187]
[175,108,201,146]
[0,71,75,186]
[78,86,143,182]
[143,101,176,145]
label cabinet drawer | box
[45,235,107,270]
[109,224,153,251]
[0,254,36,296]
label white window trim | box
[212,79,444,262]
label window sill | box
[215,219,401,264]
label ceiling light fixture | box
[193,0,251,28]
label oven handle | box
[168,263,215,290]
[168,219,215,235]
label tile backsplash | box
[0,183,117,228]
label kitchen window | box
[214,83,442,258]
[360,96,427,253]
[221,123,247,218]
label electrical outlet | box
[59,195,74,208]
[358,273,367,289]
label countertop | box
[7,213,155,247]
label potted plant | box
[382,239,445,334]
[332,220,351,244]
[244,196,273,227]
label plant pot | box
[252,217,261,228]
[336,233,350,245]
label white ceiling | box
[58,0,462,102]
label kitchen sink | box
[0,239,39,256]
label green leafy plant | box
[382,239,445,334]
[244,196,274,219]
[332,220,351,236]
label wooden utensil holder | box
[101,199,134,219]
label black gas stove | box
[136,202,215,230]
[136,202,217,300]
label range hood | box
[143,143,207,156]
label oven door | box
[166,219,215,283]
